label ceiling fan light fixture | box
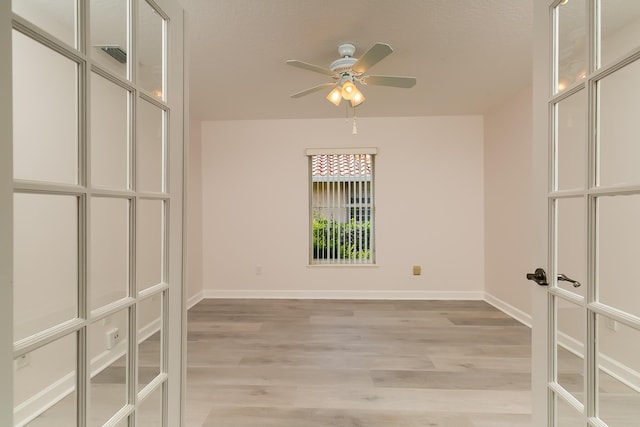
[351,90,365,107]
[341,81,357,100]
[326,87,342,106]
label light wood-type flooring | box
[21,299,640,425]
[185,299,533,427]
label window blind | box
[308,152,375,264]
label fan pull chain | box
[352,106,358,135]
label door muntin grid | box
[11,0,176,425]
[549,1,640,425]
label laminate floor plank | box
[371,369,531,390]
[202,407,476,427]
[428,355,532,372]
[239,353,437,370]
[188,366,374,387]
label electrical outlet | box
[14,354,30,371]
[106,328,120,349]
[412,265,421,275]
[256,266,263,275]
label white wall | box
[186,117,203,305]
[483,87,533,322]
[200,116,485,298]
[12,30,77,184]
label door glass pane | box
[555,297,584,404]
[138,294,162,392]
[138,384,163,425]
[90,197,130,310]
[14,193,78,341]
[555,393,583,426]
[597,59,640,187]
[91,0,128,78]
[12,0,76,47]
[138,0,164,99]
[89,309,128,426]
[600,1,640,68]
[14,333,77,426]
[91,72,130,190]
[137,199,164,292]
[555,0,587,93]
[555,197,586,297]
[137,99,164,193]
[597,195,640,318]
[13,30,78,185]
[596,315,640,426]
[555,90,587,191]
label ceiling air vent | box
[98,45,127,64]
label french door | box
[532,0,640,425]
[7,0,185,425]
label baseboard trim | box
[14,319,162,426]
[201,289,485,300]
[187,290,204,309]
[557,331,640,393]
[484,292,532,327]
[139,318,162,342]
[484,294,640,392]
[14,372,75,427]
[600,353,640,393]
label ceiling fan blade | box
[363,75,416,88]
[286,60,335,76]
[351,43,393,73]
[290,83,336,98]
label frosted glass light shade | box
[351,89,365,107]
[326,87,342,106]
[341,81,356,100]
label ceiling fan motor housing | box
[330,43,359,74]
[338,43,356,57]
[330,57,358,74]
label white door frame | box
[532,1,552,425]
[1,0,15,425]
[162,1,186,425]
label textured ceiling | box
[185,0,533,121]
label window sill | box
[307,263,378,268]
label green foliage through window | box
[312,212,371,261]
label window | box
[307,148,376,264]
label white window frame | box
[306,148,376,265]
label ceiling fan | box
[286,42,416,108]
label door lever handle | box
[526,268,548,286]
[557,273,581,288]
